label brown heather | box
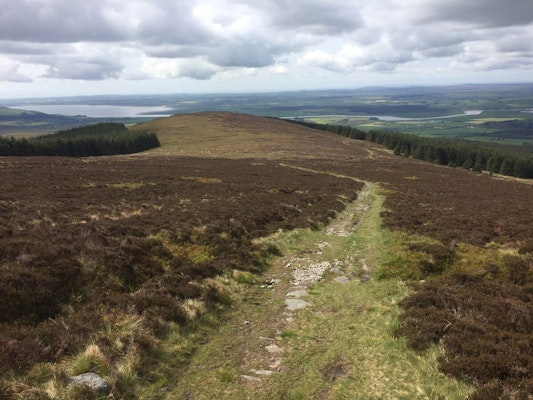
[1,112,532,398]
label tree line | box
[0,123,160,157]
[292,120,533,179]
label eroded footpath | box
[163,180,472,399]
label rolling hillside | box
[1,112,532,399]
[131,111,373,160]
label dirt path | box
[166,178,380,398]
[165,175,471,399]
[239,182,378,382]
[326,182,374,237]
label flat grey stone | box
[265,344,283,353]
[286,289,307,298]
[334,276,350,284]
[251,369,274,376]
[241,374,262,382]
[285,298,310,310]
[331,267,344,275]
[66,372,109,394]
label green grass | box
[461,136,532,146]
[0,106,35,116]
[272,281,470,399]
[265,184,471,399]
[298,111,533,146]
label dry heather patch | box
[0,154,359,398]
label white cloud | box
[271,65,288,75]
[140,57,219,80]
[0,58,32,83]
[299,39,415,74]
[0,0,531,96]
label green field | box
[301,114,533,145]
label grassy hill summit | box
[131,111,374,160]
[1,112,532,399]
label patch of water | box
[9,104,174,118]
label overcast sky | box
[0,0,532,98]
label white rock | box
[286,289,307,298]
[285,298,310,310]
[66,372,109,394]
[251,369,274,376]
[265,344,284,353]
[241,374,262,382]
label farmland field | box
[1,112,532,399]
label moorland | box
[0,111,532,399]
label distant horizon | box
[2,81,533,103]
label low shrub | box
[396,273,533,397]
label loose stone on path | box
[287,289,307,298]
[265,344,284,353]
[334,276,350,284]
[285,298,310,311]
[241,374,262,382]
[250,369,275,376]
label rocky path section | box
[239,181,377,383]
[327,182,373,237]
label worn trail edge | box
[166,170,472,399]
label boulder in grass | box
[66,372,109,394]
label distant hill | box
[0,106,42,117]
[0,106,94,135]
[0,106,147,135]
[131,111,374,160]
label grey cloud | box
[0,0,531,84]
[0,63,32,83]
[419,44,465,58]
[143,45,205,59]
[119,0,211,45]
[263,0,364,34]
[144,41,279,69]
[386,27,470,59]
[0,0,209,45]
[208,42,275,67]
[363,3,533,73]
[497,34,533,53]
[398,28,471,52]
[0,41,66,56]
[177,62,218,80]
[474,56,533,72]
[419,0,533,28]
[44,58,124,80]
[0,1,118,43]
[0,0,363,75]
[369,62,401,73]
